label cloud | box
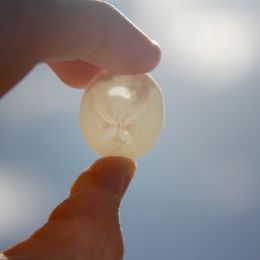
[171,6,259,86]
[0,163,56,246]
[133,1,259,88]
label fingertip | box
[91,156,136,198]
[148,41,162,71]
[128,40,162,74]
[70,157,136,198]
[93,156,137,171]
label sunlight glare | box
[172,8,258,86]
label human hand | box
[2,157,136,260]
[0,0,161,259]
[0,0,160,96]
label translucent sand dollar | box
[80,71,164,159]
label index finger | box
[0,0,161,96]
[40,0,161,74]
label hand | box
[0,0,161,97]
[0,1,160,259]
[2,157,136,260]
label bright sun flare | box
[172,7,258,84]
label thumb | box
[50,156,136,219]
[3,157,136,260]
[71,156,136,200]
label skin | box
[0,0,161,259]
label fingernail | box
[90,156,136,198]
[147,40,162,71]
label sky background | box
[1,0,260,259]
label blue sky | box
[1,1,260,259]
